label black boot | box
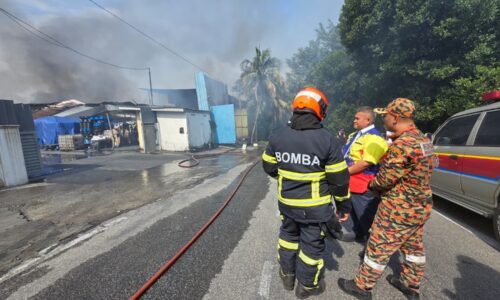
[278,268,295,291]
[295,279,325,299]
[386,274,420,300]
[338,278,372,299]
[358,249,365,259]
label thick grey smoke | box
[0,0,342,104]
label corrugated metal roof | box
[152,107,210,114]
[55,106,99,118]
[55,104,140,118]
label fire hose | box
[130,159,259,299]
[177,148,239,168]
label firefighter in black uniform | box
[262,87,351,298]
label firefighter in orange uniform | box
[338,98,434,300]
[262,87,350,298]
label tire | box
[494,203,500,242]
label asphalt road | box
[1,160,499,299]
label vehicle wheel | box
[494,203,500,242]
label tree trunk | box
[250,88,261,145]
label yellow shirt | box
[347,133,388,165]
[345,130,388,193]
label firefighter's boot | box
[338,278,372,299]
[358,249,365,260]
[386,275,420,300]
[279,268,295,291]
[295,279,325,299]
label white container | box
[0,125,28,187]
[155,108,211,151]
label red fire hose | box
[130,159,259,299]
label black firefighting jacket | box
[262,112,350,223]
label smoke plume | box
[0,0,342,104]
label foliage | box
[419,64,500,129]
[235,0,499,141]
[235,47,288,143]
[338,0,499,131]
[286,20,344,97]
[284,0,499,136]
[286,22,364,134]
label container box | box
[58,134,84,151]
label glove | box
[323,214,342,240]
[323,214,356,242]
[335,198,352,215]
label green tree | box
[419,64,500,129]
[235,47,288,143]
[286,22,363,134]
[339,0,500,130]
[287,20,344,96]
[285,0,499,136]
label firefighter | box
[262,87,350,298]
[342,107,388,244]
[338,98,434,300]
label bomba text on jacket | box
[275,152,321,166]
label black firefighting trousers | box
[278,214,325,287]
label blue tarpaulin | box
[34,116,80,145]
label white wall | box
[156,112,189,151]
[187,112,211,148]
[0,125,28,187]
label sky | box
[0,0,344,103]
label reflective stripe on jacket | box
[262,120,350,223]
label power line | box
[88,0,209,74]
[0,7,149,71]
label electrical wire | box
[0,7,149,71]
[88,0,209,73]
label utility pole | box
[148,67,154,106]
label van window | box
[434,114,479,146]
[474,110,500,146]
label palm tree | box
[236,47,288,144]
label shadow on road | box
[432,196,500,251]
[324,239,345,271]
[442,255,500,299]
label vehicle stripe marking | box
[434,152,500,161]
[434,167,500,182]
[435,153,500,180]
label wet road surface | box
[1,150,499,299]
[0,150,255,277]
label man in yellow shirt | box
[342,107,388,243]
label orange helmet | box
[292,87,329,120]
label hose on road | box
[130,159,259,300]
[177,155,200,168]
[177,147,239,168]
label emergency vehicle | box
[431,91,500,241]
